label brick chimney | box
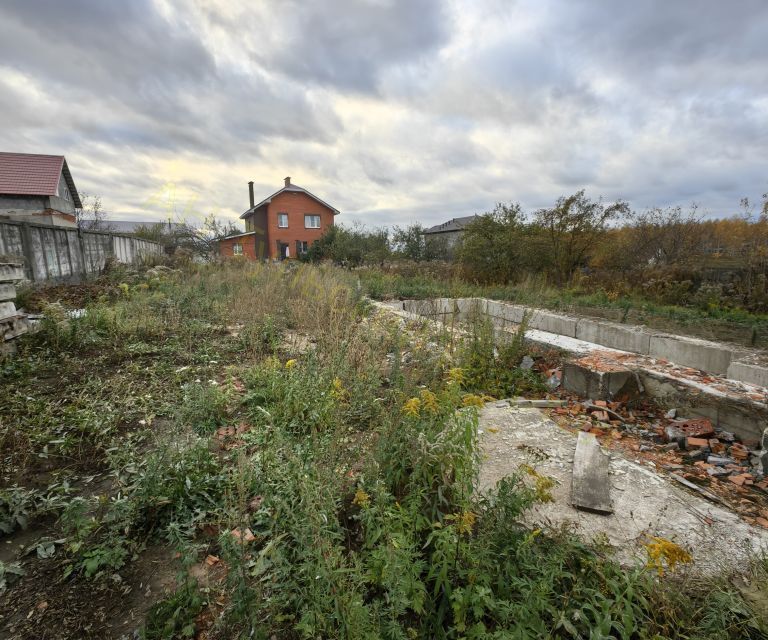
[284,176,291,187]
[248,181,254,208]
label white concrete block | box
[727,361,768,389]
[0,301,17,321]
[0,283,16,301]
[486,301,526,324]
[649,334,732,375]
[576,318,651,354]
[0,263,24,282]
[528,310,578,337]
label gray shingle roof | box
[423,215,479,234]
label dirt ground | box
[477,404,768,574]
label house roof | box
[423,215,479,234]
[240,182,339,218]
[0,152,82,208]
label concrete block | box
[0,263,24,282]
[0,283,16,301]
[487,301,526,324]
[575,318,651,354]
[0,301,17,321]
[727,361,768,389]
[562,362,642,404]
[528,310,578,337]
[649,334,732,375]
[455,298,486,317]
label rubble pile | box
[548,392,768,528]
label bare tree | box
[77,192,111,230]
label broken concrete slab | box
[0,283,16,301]
[649,334,733,376]
[0,301,16,321]
[0,263,24,281]
[562,362,642,404]
[576,318,651,355]
[477,405,768,573]
[571,432,613,514]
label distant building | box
[219,177,339,260]
[102,220,188,235]
[422,215,478,255]
[0,152,82,228]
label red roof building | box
[219,177,339,260]
[0,152,82,227]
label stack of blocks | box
[0,262,27,355]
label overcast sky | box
[1,0,766,228]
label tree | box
[391,224,448,262]
[77,192,110,230]
[307,223,390,266]
[535,191,629,284]
[457,203,526,284]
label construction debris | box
[571,431,613,514]
[0,262,29,354]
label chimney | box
[284,176,291,187]
[248,181,254,208]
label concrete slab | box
[0,283,16,302]
[0,263,25,282]
[727,361,768,389]
[528,310,578,337]
[576,318,651,355]
[477,405,768,573]
[0,301,16,321]
[562,362,642,404]
[649,334,732,375]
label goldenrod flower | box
[331,377,349,402]
[352,488,371,508]
[402,397,421,417]
[446,367,465,385]
[447,511,476,535]
[285,359,297,370]
[644,536,692,575]
[419,389,438,414]
[461,393,485,408]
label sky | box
[0,0,766,229]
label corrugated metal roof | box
[423,215,479,234]
[0,152,82,208]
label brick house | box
[219,177,339,260]
[0,152,82,228]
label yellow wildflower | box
[118,282,130,296]
[643,536,692,575]
[447,511,477,535]
[521,464,555,503]
[461,393,485,408]
[331,377,349,402]
[446,367,465,385]
[402,397,421,417]
[352,488,371,508]
[284,359,297,370]
[419,389,439,414]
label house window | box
[297,240,308,255]
[232,243,243,256]
[305,214,321,229]
[278,213,288,228]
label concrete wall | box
[0,219,162,283]
[403,296,768,389]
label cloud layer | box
[0,0,766,227]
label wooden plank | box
[571,431,613,514]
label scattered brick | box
[687,437,709,448]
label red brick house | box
[219,177,339,260]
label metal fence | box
[0,220,163,282]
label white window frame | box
[278,213,289,228]
[304,214,321,229]
[232,243,243,256]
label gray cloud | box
[0,0,766,228]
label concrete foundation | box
[727,361,768,389]
[562,362,642,404]
[576,318,651,354]
[528,310,578,337]
[649,334,732,375]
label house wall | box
[266,191,335,259]
[219,233,262,260]
[0,193,77,227]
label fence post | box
[19,222,37,282]
[77,227,88,278]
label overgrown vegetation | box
[2,261,767,638]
